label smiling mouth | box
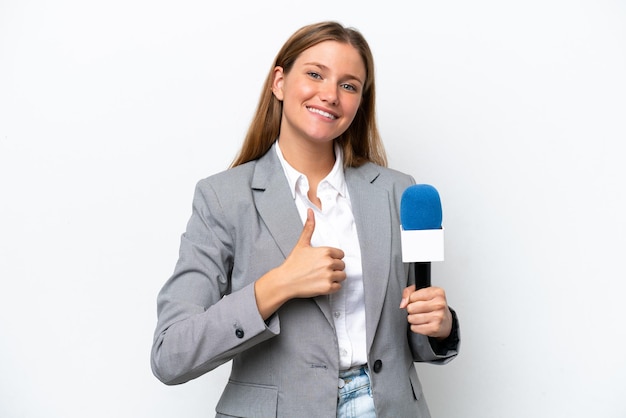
[307,107,337,120]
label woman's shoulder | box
[352,162,415,187]
[186,161,259,210]
[197,160,257,188]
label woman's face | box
[272,41,366,148]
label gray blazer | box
[151,149,459,417]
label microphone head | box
[400,184,442,230]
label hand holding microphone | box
[399,184,452,339]
[400,285,453,339]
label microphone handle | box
[415,262,431,289]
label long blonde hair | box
[230,21,387,168]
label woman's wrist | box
[254,267,290,320]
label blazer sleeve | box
[150,179,279,385]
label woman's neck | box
[278,138,336,183]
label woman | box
[151,21,459,418]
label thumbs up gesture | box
[254,209,346,319]
[285,208,347,297]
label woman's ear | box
[271,66,285,101]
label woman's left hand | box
[400,285,453,339]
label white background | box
[1,1,625,417]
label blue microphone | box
[400,184,445,288]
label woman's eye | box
[341,83,357,92]
[307,72,322,79]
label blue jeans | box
[337,365,376,418]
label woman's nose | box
[319,83,338,105]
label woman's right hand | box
[254,208,346,319]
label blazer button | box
[373,359,383,373]
[235,328,244,339]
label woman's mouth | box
[307,107,337,120]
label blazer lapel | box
[252,150,302,258]
[346,165,392,352]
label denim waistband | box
[338,364,368,382]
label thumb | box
[296,208,315,247]
[400,285,416,309]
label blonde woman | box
[151,21,459,418]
